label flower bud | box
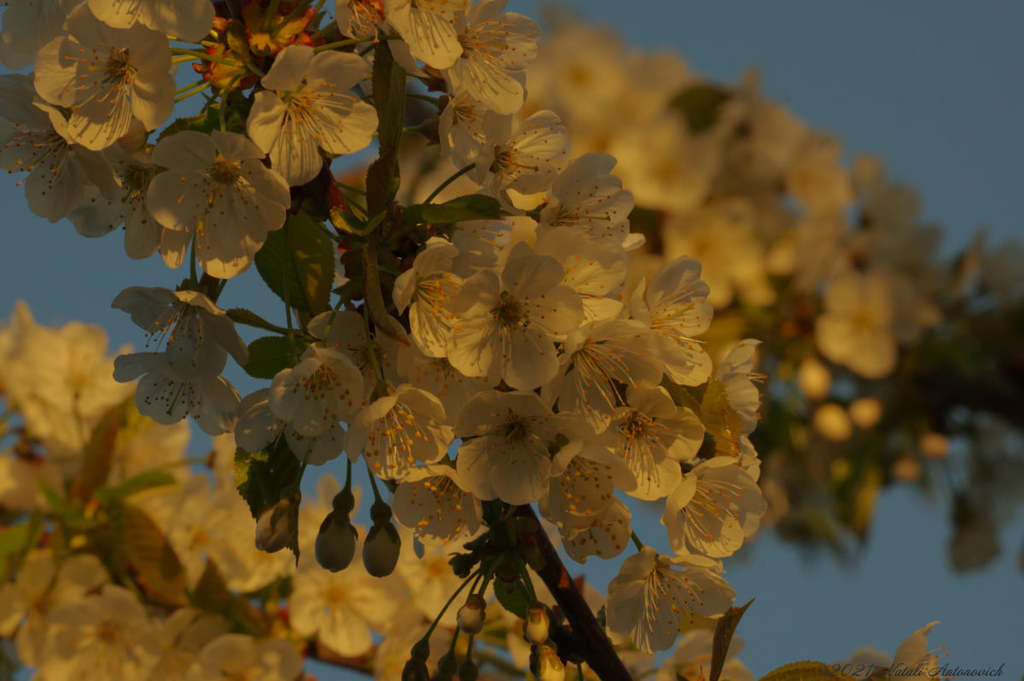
[523,603,550,644]
[458,658,478,681]
[332,486,356,515]
[363,520,401,577]
[315,512,358,572]
[401,658,429,681]
[535,644,565,681]
[254,497,297,553]
[457,594,487,634]
[436,652,458,681]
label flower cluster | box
[0,1,988,680]
[523,20,1024,558]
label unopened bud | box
[363,521,401,577]
[535,644,565,681]
[524,603,550,643]
[255,497,297,553]
[458,658,478,681]
[332,487,356,515]
[457,594,487,634]
[315,513,358,572]
[401,658,429,681]
[436,652,458,681]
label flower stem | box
[514,505,633,681]
[630,531,644,551]
[424,163,475,204]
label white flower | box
[288,558,401,657]
[539,153,634,245]
[594,386,704,501]
[1,301,133,457]
[439,92,490,165]
[536,226,628,322]
[443,0,540,115]
[455,390,566,504]
[235,388,347,465]
[336,0,387,40]
[392,464,481,544]
[815,270,897,379]
[112,287,248,375]
[87,0,215,41]
[396,539,468,627]
[146,130,290,278]
[610,113,718,214]
[714,339,762,436]
[631,257,714,386]
[0,76,117,222]
[662,457,766,559]
[310,309,405,399]
[393,239,462,358]
[38,585,161,681]
[346,384,453,479]
[541,445,634,530]
[607,547,735,654]
[111,287,246,434]
[247,45,377,186]
[34,5,174,150]
[655,630,753,681]
[448,241,583,390]
[0,0,75,70]
[395,342,491,421]
[545,319,663,433]
[562,497,632,563]
[268,344,365,437]
[385,0,467,69]
[470,110,569,195]
[186,634,302,681]
[68,138,164,259]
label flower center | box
[209,156,242,184]
[492,292,524,328]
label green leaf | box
[372,42,406,156]
[710,598,753,681]
[95,470,176,505]
[227,308,288,334]
[669,84,732,134]
[115,503,188,607]
[406,194,505,225]
[191,559,269,635]
[254,212,335,314]
[0,522,32,579]
[70,400,129,503]
[244,335,310,379]
[494,577,531,619]
[235,439,303,521]
[758,661,853,681]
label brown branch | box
[515,506,633,681]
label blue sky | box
[2,1,1022,678]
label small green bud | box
[363,520,401,577]
[401,658,429,681]
[410,639,431,662]
[315,512,358,572]
[436,652,458,681]
[458,658,478,681]
[332,486,356,515]
[456,594,487,634]
[535,644,565,681]
[254,497,297,554]
[524,603,550,644]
